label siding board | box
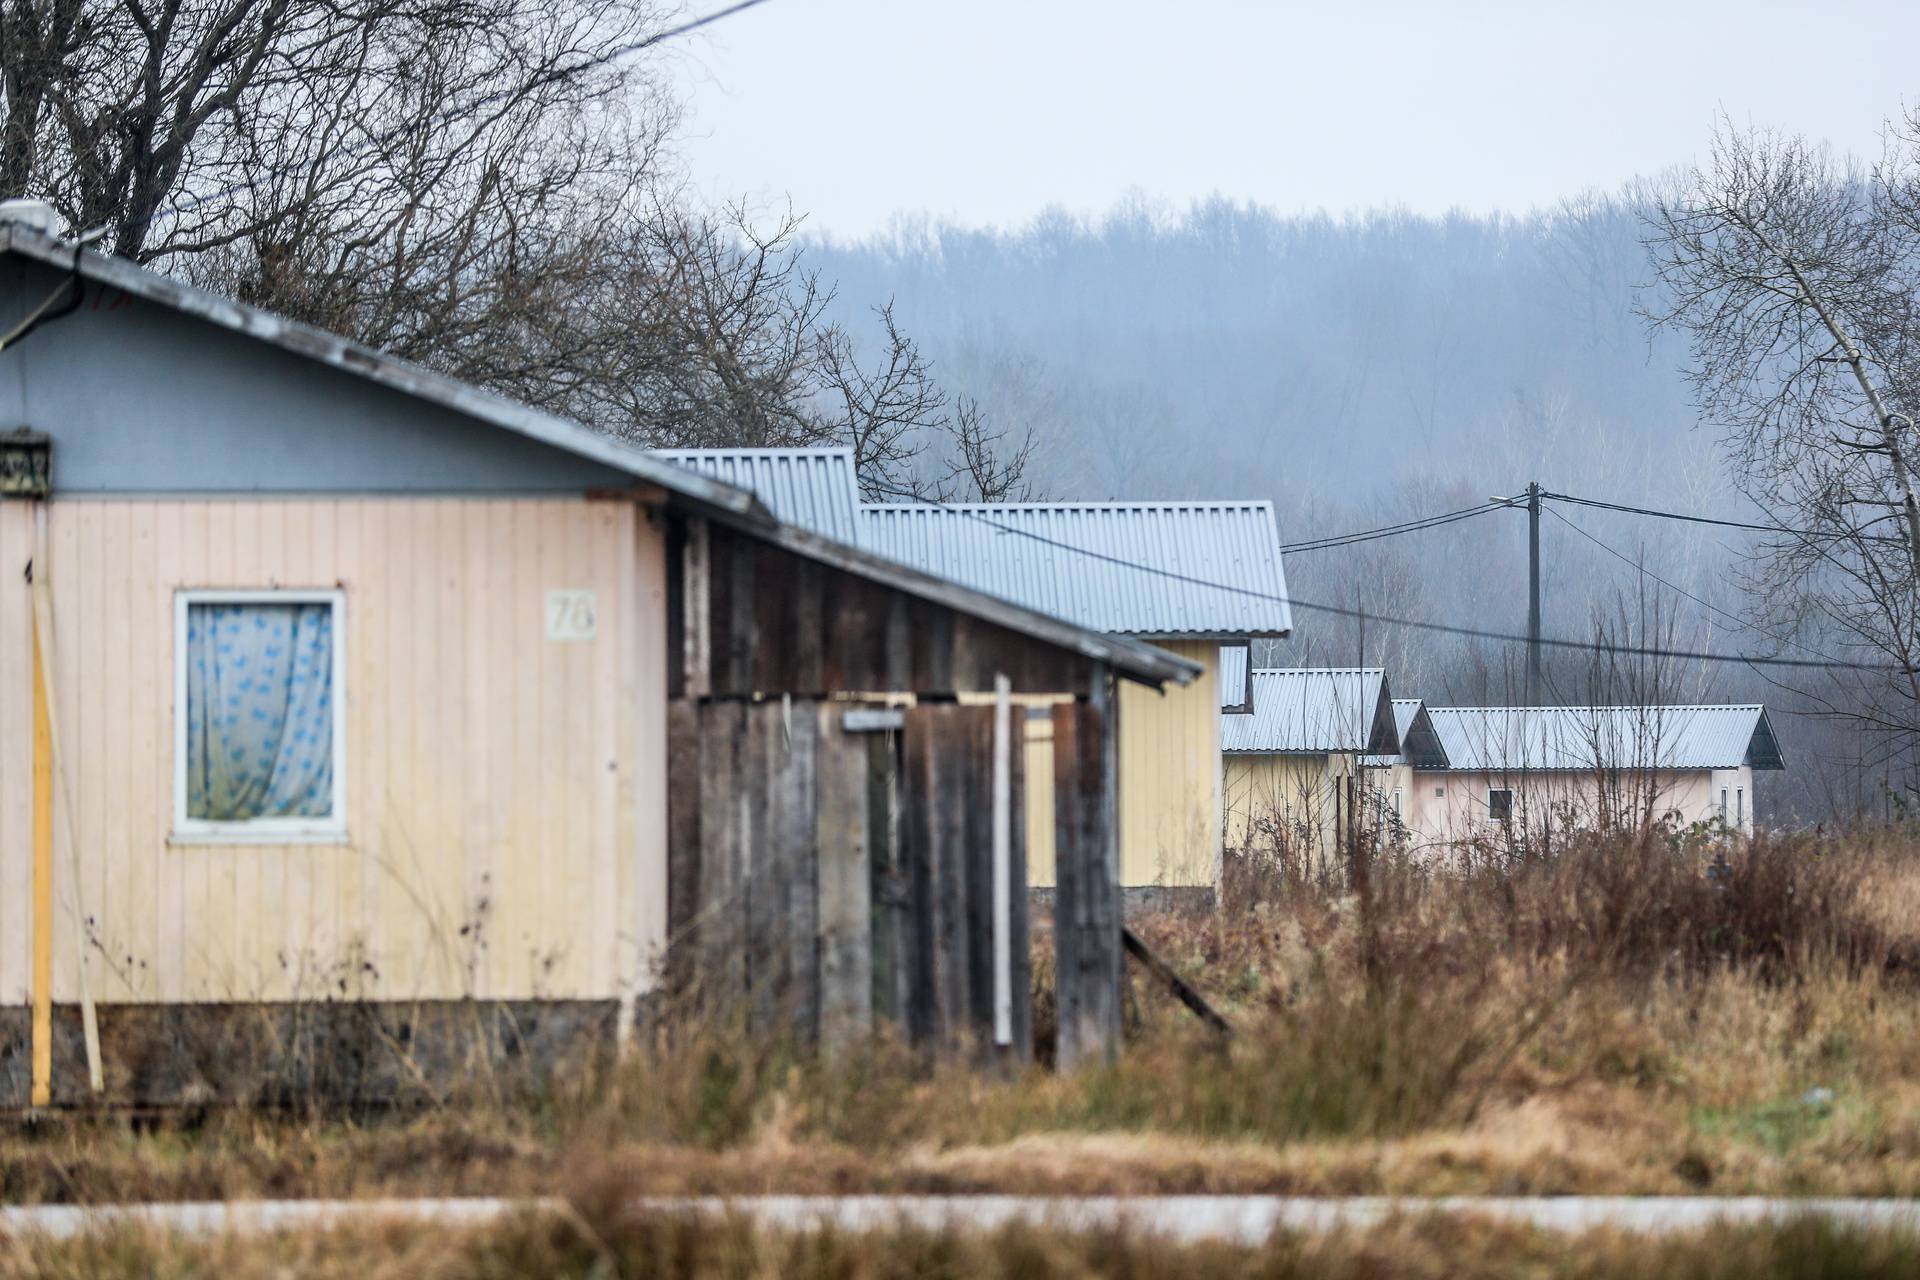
[0,503,30,1003]
[0,497,656,1008]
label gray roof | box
[1219,644,1250,711]
[650,447,862,544]
[1421,705,1786,773]
[0,225,1198,689]
[1361,700,1450,769]
[0,224,767,523]
[1221,668,1397,755]
[860,501,1291,638]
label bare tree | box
[813,300,1039,502]
[1646,118,1920,749]
[814,301,946,499]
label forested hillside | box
[809,194,1891,819]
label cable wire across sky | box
[946,502,1907,675]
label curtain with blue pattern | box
[185,602,335,821]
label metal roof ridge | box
[860,499,1278,512]
[1425,704,1766,713]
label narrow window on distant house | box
[1720,787,1729,821]
[173,590,346,843]
[1487,788,1513,824]
[1392,789,1404,820]
[1737,787,1745,828]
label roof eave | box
[0,226,775,527]
[732,516,1202,688]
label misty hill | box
[808,193,1704,510]
[806,194,1882,819]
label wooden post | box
[1054,667,1123,1070]
[991,674,1013,1047]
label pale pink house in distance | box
[1369,704,1786,848]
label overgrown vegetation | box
[11,829,1920,1205]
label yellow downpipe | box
[29,501,103,1099]
[30,570,51,1107]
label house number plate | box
[545,589,598,641]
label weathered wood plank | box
[770,697,819,1041]
[1053,687,1122,1070]
[867,729,905,1028]
[743,701,778,1034]
[696,699,747,1016]
[816,704,872,1056]
[932,708,972,1050]
[725,538,756,695]
[964,705,995,1044]
[901,707,938,1047]
[665,698,703,1003]
[791,557,825,695]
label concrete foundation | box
[0,1000,617,1108]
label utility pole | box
[1526,481,1542,706]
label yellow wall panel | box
[0,497,665,1007]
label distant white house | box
[1221,678,1787,853]
[1400,704,1786,843]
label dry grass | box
[14,1211,1920,1279]
[10,828,1920,1204]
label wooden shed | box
[657,450,1295,908]
[0,220,1194,1106]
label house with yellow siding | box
[659,451,1294,907]
[1221,668,1400,857]
[0,217,1195,1104]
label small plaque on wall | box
[545,589,597,641]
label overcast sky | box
[665,0,1920,240]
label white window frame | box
[172,588,348,845]
[1487,787,1514,825]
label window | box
[1391,789,1404,820]
[173,590,346,842]
[1487,788,1513,824]
[1720,787,1729,821]
[1736,788,1745,828]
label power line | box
[611,0,776,57]
[944,504,1906,674]
[1544,503,1850,670]
[1545,490,1902,545]
[1280,500,1509,553]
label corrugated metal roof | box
[650,447,862,545]
[1361,699,1446,768]
[1222,668,1395,754]
[1422,705,1786,772]
[1219,644,1250,710]
[860,502,1291,638]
